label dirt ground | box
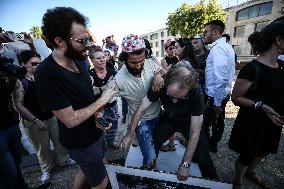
[22,99,284,189]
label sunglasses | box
[70,37,91,46]
[29,62,40,66]
[166,92,189,100]
[168,46,176,51]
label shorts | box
[68,136,106,187]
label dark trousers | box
[203,95,230,147]
[153,116,219,180]
[0,125,28,189]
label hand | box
[34,119,47,130]
[120,133,132,150]
[22,33,33,45]
[152,72,164,92]
[177,164,190,181]
[101,80,119,103]
[213,105,222,114]
[261,104,284,127]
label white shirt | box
[205,37,235,106]
[278,55,284,61]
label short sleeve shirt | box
[35,55,102,150]
[147,84,204,123]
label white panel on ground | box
[125,140,202,177]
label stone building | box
[225,0,283,63]
[141,0,283,62]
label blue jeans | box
[0,125,28,189]
[135,116,160,165]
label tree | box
[30,26,42,39]
[166,0,227,37]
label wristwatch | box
[180,161,190,168]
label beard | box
[65,42,87,61]
[125,62,144,76]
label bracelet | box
[31,117,39,123]
[252,101,263,110]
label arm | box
[232,79,284,126]
[52,81,118,128]
[211,47,229,107]
[12,80,46,129]
[120,96,152,150]
[177,115,203,181]
[161,59,168,70]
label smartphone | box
[96,117,109,128]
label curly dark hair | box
[41,7,88,48]
[248,21,284,55]
[18,50,40,65]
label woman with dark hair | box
[14,50,74,183]
[229,21,284,189]
[175,37,196,68]
[143,38,161,65]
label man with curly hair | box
[35,7,116,189]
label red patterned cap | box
[121,34,145,52]
[164,39,175,49]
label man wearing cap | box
[161,39,179,70]
[114,34,164,169]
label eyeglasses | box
[166,92,189,100]
[168,46,176,51]
[28,62,40,66]
[70,37,91,46]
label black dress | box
[229,59,284,156]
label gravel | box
[22,99,284,189]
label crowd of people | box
[0,6,283,189]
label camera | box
[0,56,27,78]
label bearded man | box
[35,7,116,189]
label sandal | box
[245,172,269,189]
[160,143,176,152]
[179,138,188,147]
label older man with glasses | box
[121,61,219,181]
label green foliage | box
[30,26,42,39]
[167,0,227,37]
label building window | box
[161,31,164,38]
[150,43,153,48]
[150,33,158,40]
[259,2,273,16]
[167,30,171,36]
[155,42,158,47]
[156,51,159,57]
[234,26,245,37]
[233,45,242,56]
[236,2,273,21]
[255,21,269,32]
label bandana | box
[121,34,145,52]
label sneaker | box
[41,171,50,183]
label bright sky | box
[0,0,246,46]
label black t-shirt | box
[147,84,204,123]
[0,75,19,129]
[21,78,53,120]
[89,68,117,108]
[35,55,102,150]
